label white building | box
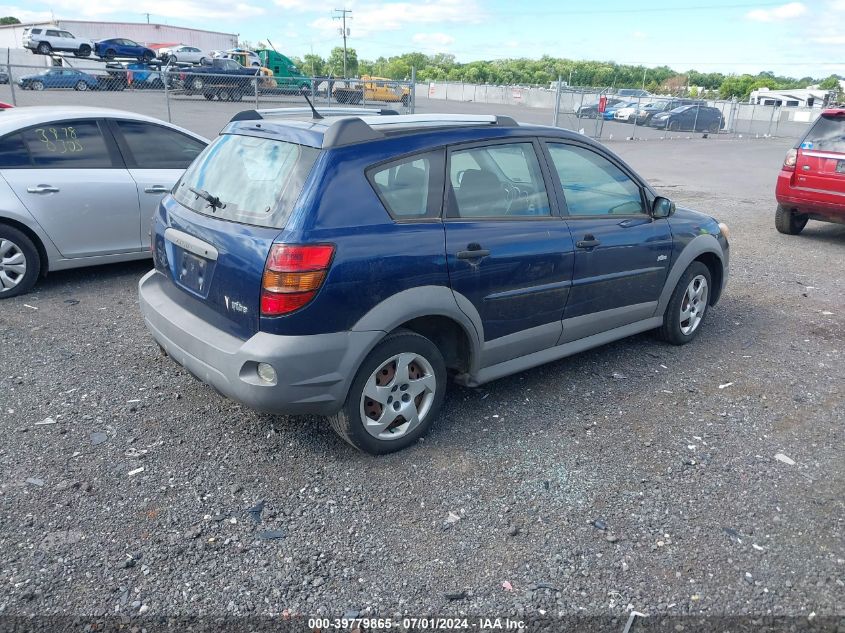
[0,19,238,54]
[749,87,829,107]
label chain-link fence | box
[0,62,415,138]
[419,80,818,141]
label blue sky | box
[2,0,837,78]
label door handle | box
[144,185,170,194]
[576,234,601,249]
[26,185,59,194]
[457,243,490,259]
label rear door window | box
[803,114,845,153]
[368,151,444,220]
[172,134,319,228]
[113,120,206,169]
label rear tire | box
[0,225,41,299]
[657,261,712,345]
[36,42,51,55]
[329,331,447,454]
[775,204,808,235]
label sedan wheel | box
[329,331,446,454]
[75,80,88,91]
[0,227,40,298]
[31,81,44,91]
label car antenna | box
[301,85,323,120]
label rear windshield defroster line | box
[172,134,319,229]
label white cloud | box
[412,32,454,47]
[813,34,845,44]
[632,30,648,39]
[746,2,806,21]
[39,0,264,20]
[310,0,484,38]
[0,4,53,21]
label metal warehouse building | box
[0,20,238,53]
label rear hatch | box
[158,132,319,339]
[794,110,845,200]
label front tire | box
[74,80,88,91]
[657,262,712,345]
[78,44,91,57]
[104,49,116,60]
[775,204,808,235]
[667,120,680,131]
[0,225,41,299]
[31,81,44,91]
[329,331,447,454]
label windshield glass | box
[172,134,319,228]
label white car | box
[212,48,262,67]
[0,107,208,298]
[613,105,639,122]
[159,44,209,65]
[22,27,94,57]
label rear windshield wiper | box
[189,187,227,210]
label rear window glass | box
[172,134,318,228]
[803,115,845,153]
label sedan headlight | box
[718,222,730,240]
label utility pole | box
[143,12,150,24]
[333,8,352,78]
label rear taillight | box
[260,244,334,317]
[783,148,797,171]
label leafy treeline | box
[292,48,836,100]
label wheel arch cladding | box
[351,285,482,375]
[656,234,725,316]
[0,218,48,277]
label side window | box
[60,31,74,38]
[368,150,443,220]
[46,30,59,37]
[448,142,550,218]
[0,134,31,168]
[114,120,205,169]
[20,121,114,168]
[546,143,644,216]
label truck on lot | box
[256,49,311,93]
[332,75,411,106]
[168,58,261,101]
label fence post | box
[577,89,585,121]
[766,104,776,136]
[553,74,562,127]
[163,68,171,123]
[254,71,259,108]
[693,103,700,133]
[410,66,416,114]
[6,49,15,106]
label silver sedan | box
[0,106,208,297]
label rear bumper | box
[138,270,382,416]
[776,170,845,220]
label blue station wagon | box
[139,109,730,454]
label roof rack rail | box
[230,107,399,122]
[361,113,519,128]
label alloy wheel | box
[679,274,708,335]
[359,352,437,440]
[0,239,27,292]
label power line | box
[333,8,352,78]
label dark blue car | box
[18,68,99,91]
[138,109,730,454]
[94,38,155,62]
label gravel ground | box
[0,135,843,629]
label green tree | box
[302,53,325,77]
[327,46,358,77]
[0,16,20,25]
[819,75,841,91]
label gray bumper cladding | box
[137,270,382,416]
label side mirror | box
[652,196,676,219]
